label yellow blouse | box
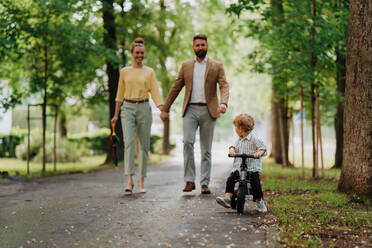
[115,66,163,107]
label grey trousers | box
[120,102,152,178]
[183,105,216,186]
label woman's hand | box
[157,104,164,111]
[111,115,118,126]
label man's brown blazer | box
[162,58,229,119]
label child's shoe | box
[257,199,267,213]
[216,196,231,208]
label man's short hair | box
[233,114,255,133]
[193,33,207,42]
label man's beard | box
[195,49,207,59]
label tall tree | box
[0,0,103,169]
[337,0,372,197]
[269,0,289,165]
[333,0,348,168]
[227,0,347,171]
[101,0,124,163]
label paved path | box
[0,142,279,248]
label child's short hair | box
[233,113,255,133]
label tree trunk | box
[310,0,318,178]
[338,0,372,197]
[270,88,282,163]
[300,84,305,178]
[101,0,124,164]
[278,107,288,167]
[158,0,171,155]
[334,46,346,168]
[59,113,67,137]
[269,0,286,164]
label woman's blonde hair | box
[130,37,145,53]
[233,113,255,133]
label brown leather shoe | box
[201,185,211,194]
[183,182,195,192]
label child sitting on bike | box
[216,113,268,212]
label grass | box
[0,153,170,178]
[262,159,372,247]
[0,156,107,178]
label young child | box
[216,113,268,212]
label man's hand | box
[228,147,235,157]
[217,104,227,114]
[160,111,169,122]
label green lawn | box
[0,156,107,178]
[0,153,168,178]
[263,159,372,247]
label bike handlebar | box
[228,153,258,159]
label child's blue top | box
[231,132,267,172]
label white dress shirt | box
[190,55,208,103]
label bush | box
[68,129,170,155]
[68,128,110,155]
[33,139,80,163]
[16,135,80,163]
[150,134,161,153]
[0,134,24,158]
[0,127,29,158]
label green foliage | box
[0,134,24,157]
[150,134,161,153]
[0,0,105,109]
[68,128,111,155]
[16,134,80,163]
[226,0,349,124]
[33,138,80,163]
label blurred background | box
[0,0,348,174]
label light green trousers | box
[120,101,152,178]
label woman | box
[111,38,163,193]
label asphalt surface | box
[0,142,279,248]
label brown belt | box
[189,102,207,106]
[124,98,149,104]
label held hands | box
[217,104,227,114]
[160,111,169,122]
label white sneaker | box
[216,196,231,208]
[257,199,267,213]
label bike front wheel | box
[236,185,245,214]
[231,190,237,209]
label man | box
[160,34,229,194]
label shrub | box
[33,139,80,163]
[16,135,80,163]
[0,134,24,158]
[68,128,110,155]
[16,135,43,160]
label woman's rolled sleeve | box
[149,70,163,106]
[115,70,125,102]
